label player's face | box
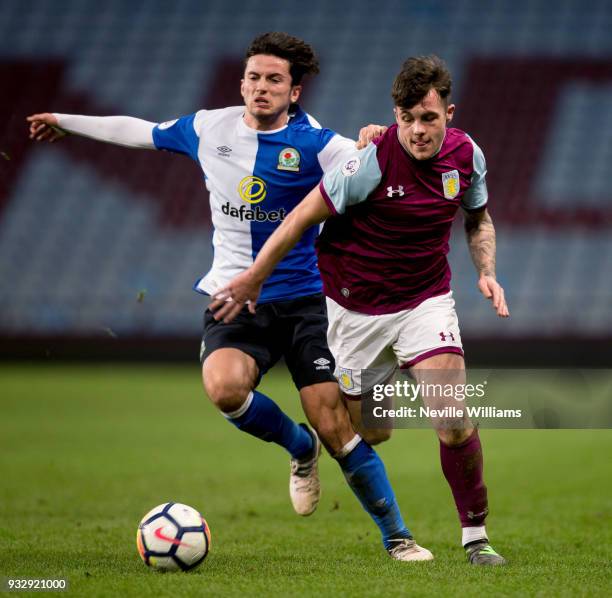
[394,89,455,160]
[241,54,302,130]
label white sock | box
[334,434,362,459]
[221,391,253,419]
[462,526,487,546]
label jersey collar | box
[238,104,307,136]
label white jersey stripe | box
[153,105,357,302]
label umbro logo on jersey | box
[216,145,232,157]
[313,357,330,370]
[158,119,178,130]
[387,185,405,197]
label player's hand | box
[356,124,387,149]
[209,269,263,323]
[26,113,67,143]
[478,275,510,318]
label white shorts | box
[326,292,464,396]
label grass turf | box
[1,364,611,597]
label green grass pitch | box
[1,364,611,597]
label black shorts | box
[201,293,336,391]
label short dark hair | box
[244,32,319,85]
[391,55,452,109]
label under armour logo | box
[439,331,455,342]
[387,185,404,197]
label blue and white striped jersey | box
[153,105,355,303]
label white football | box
[137,502,211,571]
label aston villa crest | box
[338,367,354,391]
[442,169,460,200]
[277,147,300,171]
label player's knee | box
[360,428,393,446]
[436,426,472,447]
[204,377,250,413]
[202,364,253,413]
[201,349,258,412]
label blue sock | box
[224,390,313,459]
[337,439,411,549]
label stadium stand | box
[1,0,611,361]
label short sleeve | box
[319,143,382,215]
[317,134,357,172]
[462,137,488,212]
[152,113,200,161]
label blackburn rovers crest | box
[277,147,300,171]
[442,169,460,200]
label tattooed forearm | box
[464,209,496,277]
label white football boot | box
[387,538,434,561]
[289,424,321,516]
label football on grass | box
[137,502,211,571]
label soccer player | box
[27,33,433,561]
[211,55,509,566]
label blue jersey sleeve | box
[152,114,199,161]
[318,127,336,148]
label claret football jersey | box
[152,105,354,303]
[318,125,488,315]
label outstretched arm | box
[27,113,157,149]
[464,208,509,318]
[209,186,332,323]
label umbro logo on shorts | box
[313,357,330,370]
